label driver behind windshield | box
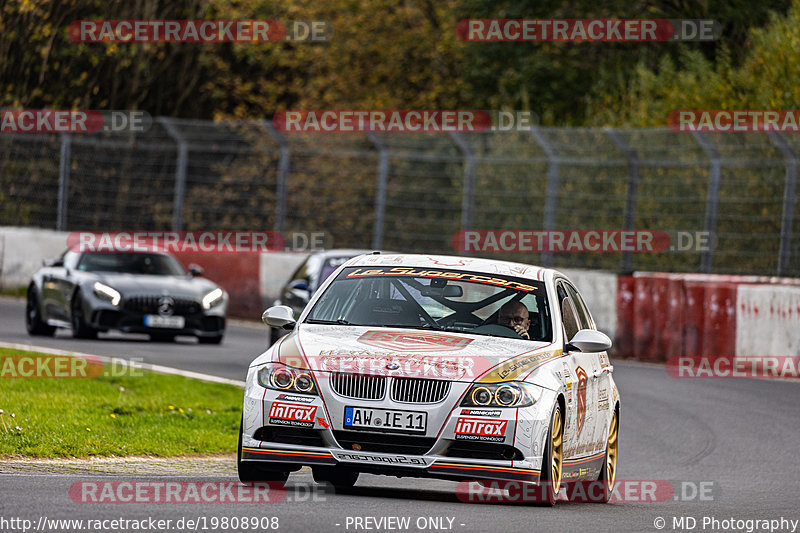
[498,300,530,340]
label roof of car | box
[344,253,552,282]
[310,248,374,259]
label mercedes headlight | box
[257,364,318,395]
[202,288,224,310]
[461,382,539,408]
[93,282,121,306]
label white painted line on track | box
[0,341,245,388]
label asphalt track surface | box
[0,297,268,380]
[1,297,799,533]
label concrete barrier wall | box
[737,285,800,357]
[0,226,68,289]
[619,273,739,360]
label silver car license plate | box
[144,315,185,329]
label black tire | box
[537,403,564,506]
[593,409,619,504]
[70,289,98,339]
[26,286,55,336]
[149,332,176,342]
[237,419,289,484]
[312,466,359,489]
[198,334,223,345]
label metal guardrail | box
[1,119,797,276]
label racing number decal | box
[575,366,588,437]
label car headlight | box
[202,288,224,310]
[93,282,121,306]
[461,382,539,408]
[257,364,318,395]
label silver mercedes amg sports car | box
[26,249,227,343]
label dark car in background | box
[269,249,369,343]
[26,249,228,343]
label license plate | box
[344,407,427,434]
[144,315,185,329]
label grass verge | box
[0,347,242,458]
[0,286,26,298]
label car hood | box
[91,273,218,298]
[254,324,563,385]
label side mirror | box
[188,264,204,277]
[43,258,64,267]
[262,305,296,329]
[288,279,308,291]
[287,279,310,300]
[566,329,612,353]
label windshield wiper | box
[305,318,356,325]
[378,323,444,331]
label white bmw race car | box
[238,253,619,504]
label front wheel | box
[237,419,289,483]
[538,403,564,506]
[26,287,55,336]
[71,290,97,339]
[198,334,223,345]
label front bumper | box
[240,367,557,483]
[83,294,226,337]
[240,444,541,483]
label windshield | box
[306,266,552,342]
[77,252,186,276]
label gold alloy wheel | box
[551,408,563,494]
[606,411,619,489]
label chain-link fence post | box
[262,121,290,235]
[531,127,559,267]
[56,133,71,231]
[368,133,389,250]
[606,129,639,272]
[691,131,721,273]
[768,131,797,276]
[449,132,476,237]
[158,117,188,231]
